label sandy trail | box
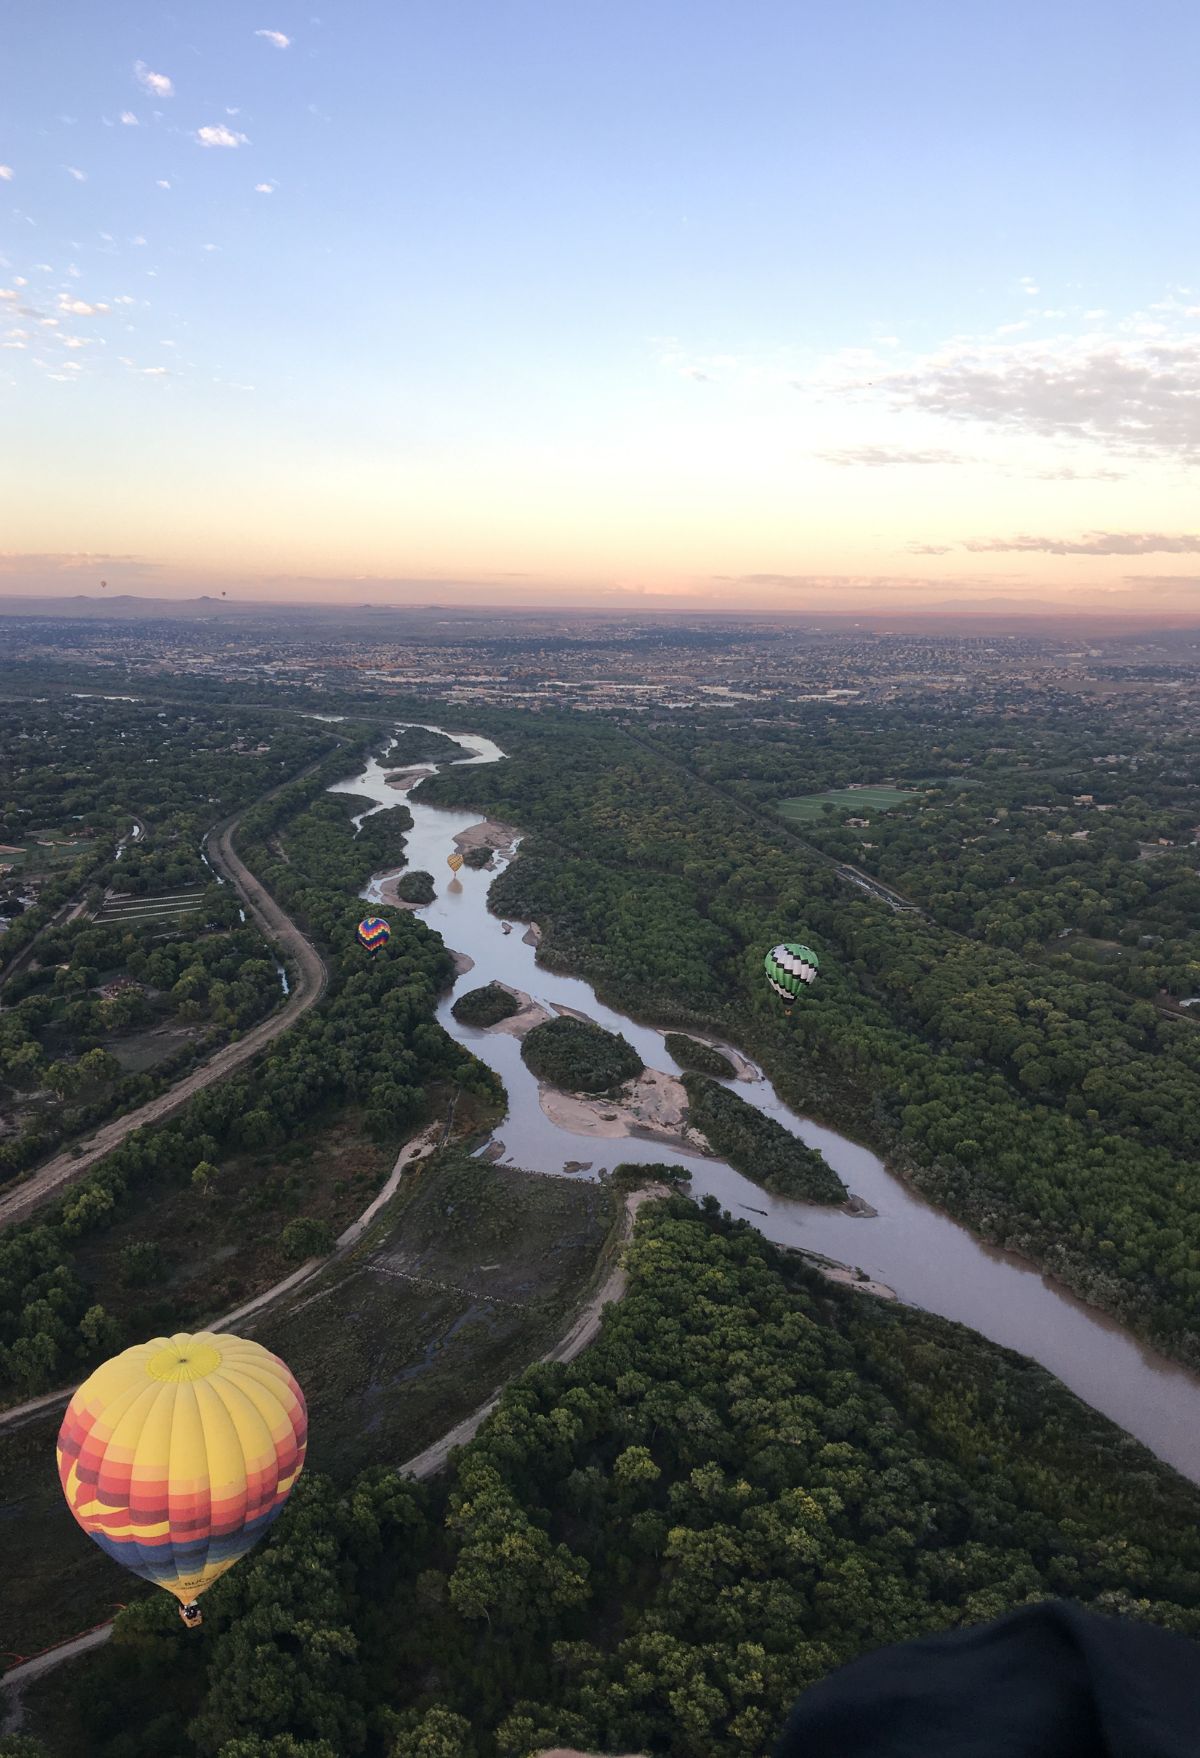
[1,1178,664,1710]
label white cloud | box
[195,124,250,148]
[58,295,108,316]
[0,289,17,302]
[66,166,87,182]
[254,180,276,194]
[156,179,172,189]
[964,531,1200,556]
[0,166,14,181]
[134,62,174,98]
[817,445,970,468]
[120,111,139,126]
[255,28,292,47]
[862,320,1200,459]
[140,365,169,376]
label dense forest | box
[419,711,1200,1364]
[681,1075,844,1203]
[27,1199,1200,1758]
[520,1017,644,1095]
[452,984,522,1028]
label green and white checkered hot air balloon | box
[764,941,820,1007]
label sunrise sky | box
[3,0,1198,613]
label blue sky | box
[3,0,1198,609]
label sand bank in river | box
[384,766,437,792]
[453,818,522,860]
[539,1067,712,1156]
[485,986,552,1038]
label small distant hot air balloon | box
[100,579,107,590]
[357,915,391,956]
[447,852,464,874]
[57,1331,307,1628]
[764,942,820,1009]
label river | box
[332,726,1200,1485]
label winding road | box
[0,797,329,1233]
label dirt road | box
[0,1181,659,1714]
[0,802,328,1233]
[399,1183,658,1480]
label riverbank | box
[453,817,522,861]
[328,722,1200,1486]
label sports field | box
[778,785,916,822]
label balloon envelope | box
[447,852,464,873]
[765,942,820,1004]
[57,1331,307,1606]
[357,915,391,955]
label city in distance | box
[5,0,1200,1747]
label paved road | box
[0,797,329,1234]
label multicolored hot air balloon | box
[57,1331,307,1627]
[357,915,391,956]
[447,852,464,874]
[764,942,820,1008]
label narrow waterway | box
[332,728,1200,1485]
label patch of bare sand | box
[486,986,552,1038]
[454,818,522,858]
[384,766,437,792]
[372,876,422,910]
[539,1067,712,1155]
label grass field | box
[778,785,916,822]
[0,1148,616,1658]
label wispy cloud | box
[255,28,292,47]
[156,179,172,189]
[906,543,954,555]
[817,445,970,468]
[119,111,139,127]
[680,366,712,382]
[195,124,249,148]
[134,61,174,98]
[0,165,13,181]
[862,324,1200,459]
[65,166,87,182]
[58,295,108,316]
[254,180,276,194]
[964,531,1200,556]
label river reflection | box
[331,727,1200,1484]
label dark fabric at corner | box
[773,1600,1200,1757]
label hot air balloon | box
[357,915,391,956]
[447,852,464,874]
[764,942,819,1008]
[57,1331,307,1628]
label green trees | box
[42,1200,1200,1758]
[682,1076,845,1202]
[396,871,436,906]
[450,985,522,1028]
[520,1018,643,1095]
[665,1033,736,1078]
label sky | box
[3,0,1199,614]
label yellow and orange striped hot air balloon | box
[447,851,464,874]
[57,1331,307,1627]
